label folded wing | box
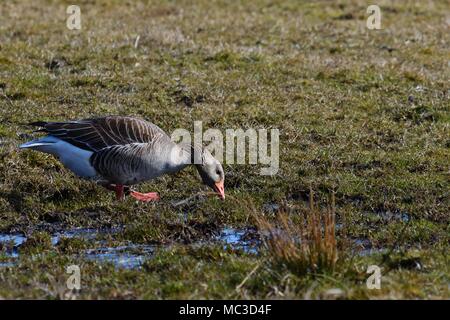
[29,116,166,152]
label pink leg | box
[129,191,160,202]
[100,183,158,202]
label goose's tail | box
[19,136,58,152]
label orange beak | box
[213,179,225,200]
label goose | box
[19,116,225,202]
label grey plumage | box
[21,115,226,200]
[27,116,189,185]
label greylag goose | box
[19,116,225,201]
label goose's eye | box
[216,170,221,175]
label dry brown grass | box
[256,189,338,275]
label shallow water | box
[0,227,256,269]
[218,227,259,253]
[51,228,104,245]
[0,234,26,258]
[0,226,385,269]
[85,244,156,269]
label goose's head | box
[195,149,225,200]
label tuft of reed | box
[255,189,338,275]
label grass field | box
[0,0,448,299]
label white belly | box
[20,136,98,179]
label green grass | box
[0,0,449,299]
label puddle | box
[0,226,387,269]
[0,234,27,247]
[0,234,27,258]
[0,227,138,269]
[217,228,259,254]
[0,227,259,269]
[0,233,26,267]
[50,228,109,246]
[85,244,156,269]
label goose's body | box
[20,116,225,201]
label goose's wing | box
[29,116,167,152]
